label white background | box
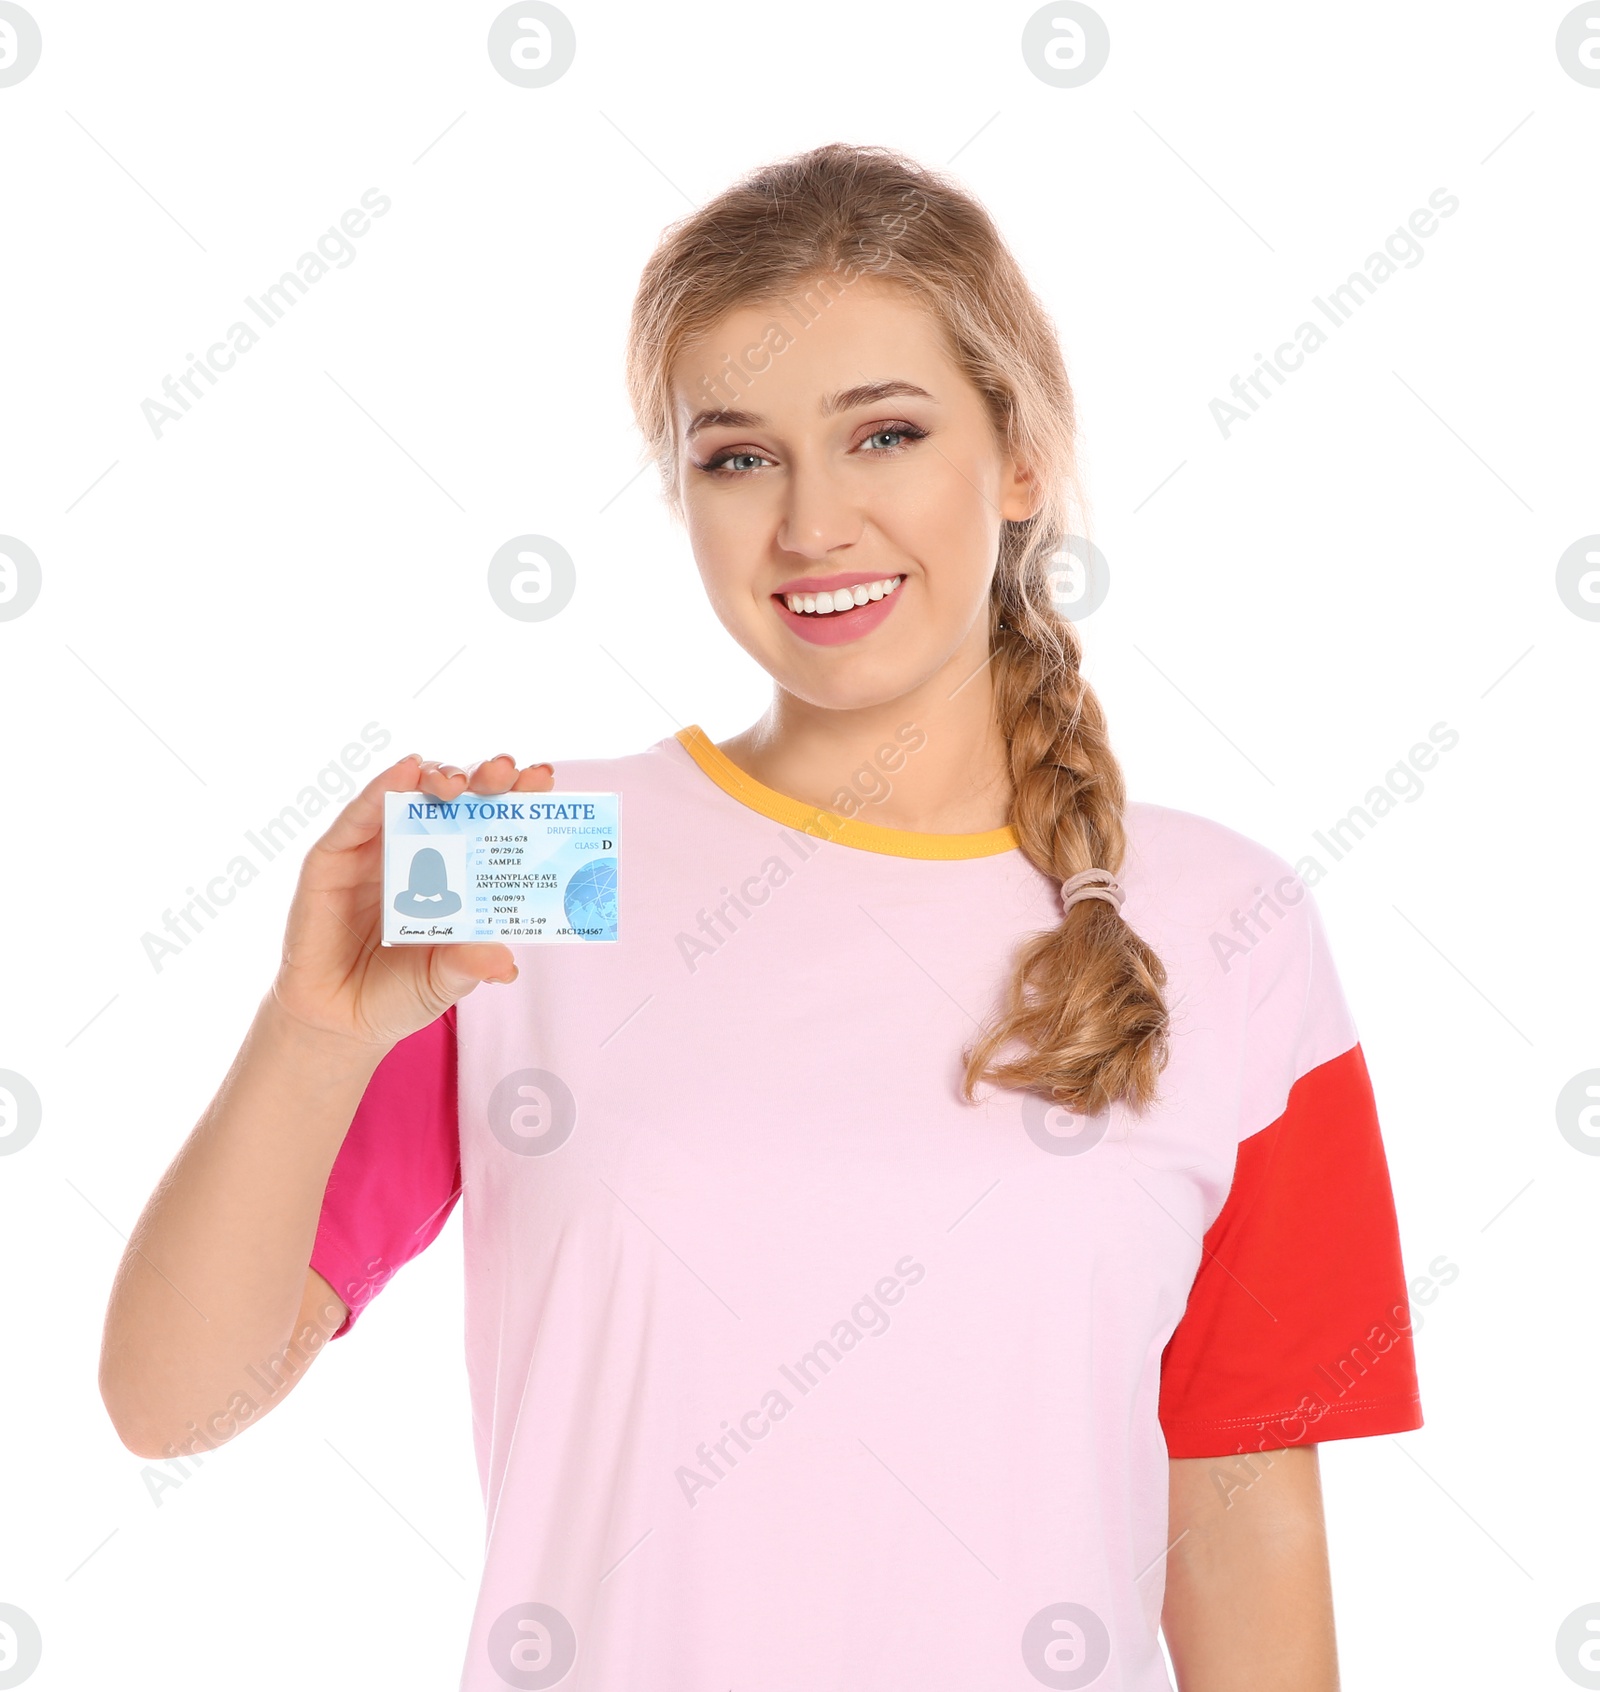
[2,2,1597,1687]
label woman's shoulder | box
[1123,798,1311,918]
[539,731,692,792]
[1122,800,1346,1043]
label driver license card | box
[382,790,619,945]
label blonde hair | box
[625,142,1169,1115]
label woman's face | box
[669,276,1037,712]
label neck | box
[717,627,1014,835]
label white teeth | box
[782,576,903,615]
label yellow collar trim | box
[674,725,1019,861]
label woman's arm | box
[98,1000,386,1459]
[1161,1445,1339,1691]
[98,752,548,1460]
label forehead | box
[668,277,957,420]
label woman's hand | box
[270,752,555,1051]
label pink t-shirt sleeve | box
[310,1005,461,1338]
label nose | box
[775,456,864,561]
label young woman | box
[100,143,1421,1690]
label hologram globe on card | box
[563,857,618,940]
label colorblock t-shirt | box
[311,725,1422,1691]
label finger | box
[465,752,519,795]
[510,762,556,793]
[428,941,519,1000]
[418,759,470,798]
[315,752,424,856]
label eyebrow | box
[684,379,936,439]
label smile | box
[771,572,908,648]
[782,575,903,615]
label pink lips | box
[772,572,906,647]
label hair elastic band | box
[1059,867,1125,918]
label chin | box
[767,649,932,715]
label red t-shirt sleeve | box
[309,1005,462,1338]
[1158,892,1423,1457]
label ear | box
[999,455,1045,524]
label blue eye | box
[697,450,772,476]
[859,424,927,453]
